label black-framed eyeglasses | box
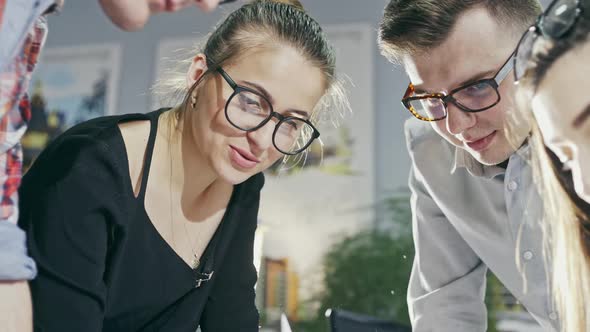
[401,51,515,122]
[514,0,583,83]
[212,66,320,156]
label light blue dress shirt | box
[405,119,558,331]
[0,222,36,280]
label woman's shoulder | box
[25,110,165,184]
[58,110,163,145]
[242,172,266,194]
[224,173,266,212]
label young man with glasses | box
[378,0,556,331]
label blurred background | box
[24,0,552,331]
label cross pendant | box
[190,255,200,270]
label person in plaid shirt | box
[0,1,223,330]
[0,3,56,330]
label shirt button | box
[507,180,519,191]
[549,312,558,320]
[523,251,534,260]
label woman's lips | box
[229,146,260,169]
[466,131,497,152]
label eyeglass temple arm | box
[402,83,415,100]
[217,68,238,89]
[495,52,516,84]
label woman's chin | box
[216,164,255,185]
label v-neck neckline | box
[112,109,243,282]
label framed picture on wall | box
[23,43,121,169]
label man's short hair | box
[378,0,542,63]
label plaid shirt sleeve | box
[0,16,47,224]
[0,14,47,280]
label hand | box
[99,0,225,31]
[195,0,224,12]
[0,281,33,332]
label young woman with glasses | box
[513,0,590,330]
[17,0,346,330]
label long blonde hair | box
[513,6,590,326]
[526,120,590,332]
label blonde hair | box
[531,124,589,332]
[512,76,590,332]
[510,2,590,328]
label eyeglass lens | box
[226,90,316,154]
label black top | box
[19,109,263,332]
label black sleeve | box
[199,189,261,331]
[19,137,126,332]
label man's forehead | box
[401,6,517,93]
[402,52,475,93]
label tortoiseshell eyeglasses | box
[401,51,515,122]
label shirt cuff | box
[0,222,37,280]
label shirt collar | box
[450,143,531,179]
